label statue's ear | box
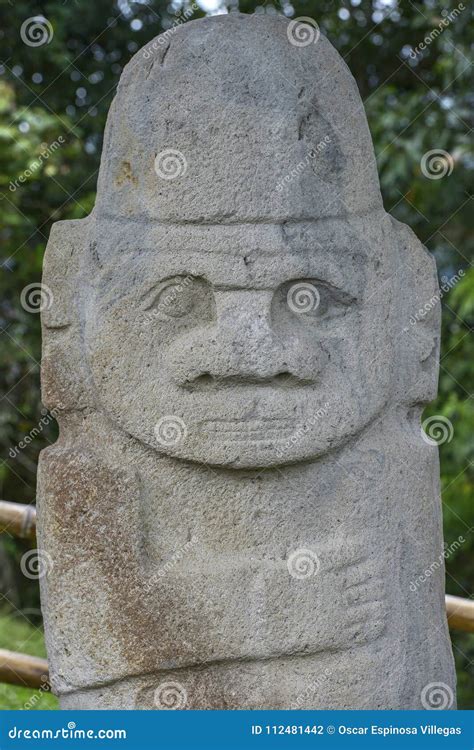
[41,217,96,413]
[390,217,440,407]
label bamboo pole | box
[0,649,49,690]
[0,501,36,540]
[445,594,474,633]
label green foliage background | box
[0,0,472,708]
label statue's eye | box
[142,275,215,322]
[272,278,355,326]
[144,276,195,318]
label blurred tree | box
[0,0,472,706]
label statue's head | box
[42,14,440,469]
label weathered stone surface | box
[38,13,456,709]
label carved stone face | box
[76,13,399,470]
[85,216,394,468]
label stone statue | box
[37,13,456,709]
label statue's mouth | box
[181,373,313,391]
[198,417,296,442]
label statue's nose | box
[212,290,279,378]
[167,290,324,387]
